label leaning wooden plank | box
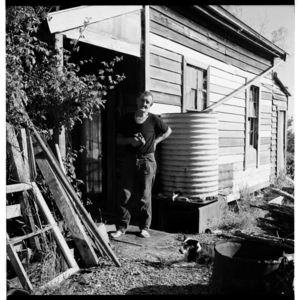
[6,124,41,250]
[6,204,22,219]
[31,182,78,269]
[64,185,110,258]
[7,236,33,291]
[31,129,121,267]
[20,129,31,179]
[34,142,99,267]
[55,144,66,174]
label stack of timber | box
[6,123,120,293]
[233,230,294,250]
[250,202,294,239]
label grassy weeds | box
[218,184,268,232]
[218,172,294,233]
[270,170,293,190]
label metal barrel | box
[160,112,218,198]
[211,239,293,294]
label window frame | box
[182,56,209,113]
[245,83,261,170]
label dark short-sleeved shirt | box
[118,112,169,154]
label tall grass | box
[218,184,267,232]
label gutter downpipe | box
[203,59,284,112]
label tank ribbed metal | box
[160,112,219,197]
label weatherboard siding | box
[146,5,285,195]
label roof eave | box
[193,5,287,61]
[274,72,292,97]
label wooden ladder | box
[6,182,79,292]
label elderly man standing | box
[111,91,172,238]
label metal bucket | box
[160,112,218,197]
[211,239,292,294]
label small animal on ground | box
[171,236,213,267]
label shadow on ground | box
[125,283,212,295]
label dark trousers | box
[116,153,156,232]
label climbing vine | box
[6,6,125,139]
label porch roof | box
[47,6,142,34]
[47,6,142,57]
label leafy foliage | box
[6,6,125,139]
[6,6,125,203]
[286,116,294,179]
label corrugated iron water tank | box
[160,112,218,198]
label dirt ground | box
[29,225,228,295]
[9,190,294,296]
[107,224,186,262]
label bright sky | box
[234,5,295,118]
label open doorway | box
[67,40,143,213]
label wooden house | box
[46,5,290,215]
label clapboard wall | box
[148,6,282,195]
[149,6,273,75]
[209,65,274,194]
[149,5,272,111]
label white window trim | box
[182,56,210,112]
[245,83,261,170]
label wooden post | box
[144,5,150,91]
[55,33,66,159]
[206,66,211,108]
[284,110,288,171]
[277,110,285,173]
[257,83,261,168]
[182,57,187,112]
[244,82,249,171]
[6,123,41,250]
[106,91,116,213]
[33,139,99,267]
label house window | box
[248,85,259,149]
[245,84,260,169]
[184,65,207,111]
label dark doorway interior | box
[66,39,142,214]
